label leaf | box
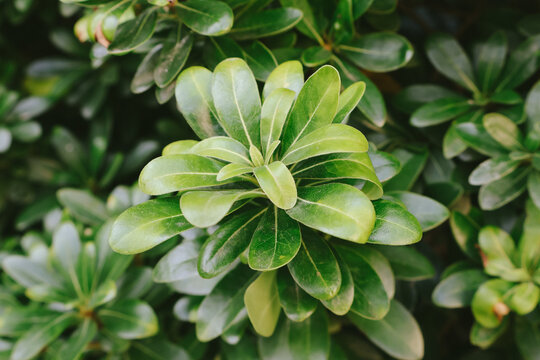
[109,9,157,54]
[339,33,413,72]
[191,136,252,165]
[478,167,530,210]
[301,46,332,67]
[244,271,281,337]
[349,300,424,360]
[469,155,522,186]
[375,246,435,281]
[279,0,321,41]
[217,163,253,181]
[99,299,158,339]
[425,33,478,93]
[109,198,193,255]
[254,161,297,209]
[175,66,225,139]
[154,33,193,88]
[470,319,509,349]
[262,60,304,100]
[212,58,261,148]
[321,252,354,315]
[0,127,11,152]
[455,122,508,157]
[336,244,392,319]
[330,0,354,44]
[2,255,62,289]
[230,8,303,40]
[153,239,204,283]
[369,150,401,182]
[260,88,296,156]
[287,184,375,243]
[478,226,522,279]
[181,190,262,228]
[139,154,226,195]
[276,269,317,322]
[496,34,540,91]
[244,41,278,81]
[196,266,256,341]
[10,312,77,360]
[443,110,483,158]
[198,209,266,278]
[162,140,199,155]
[507,282,540,315]
[287,229,341,300]
[474,31,507,93]
[482,113,525,151]
[281,124,369,165]
[449,211,480,260]
[393,84,458,114]
[333,81,366,123]
[525,80,540,151]
[367,199,422,246]
[383,147,428,191]
[410,97,473,127]
[471,279,514,328]
[248,206,301,271]
[529,171,540,210]
[129,338,191,360]
[432,269,488,308]
[58,318,97,360]
[281,65,340,152]
[515,316,540,360]
[176,0,233,36]
[56,188,107,225]
[384,191,449,231]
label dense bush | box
[0,0,539,359]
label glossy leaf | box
[176,0,233,36]
[262,60,304,100]
[253,161,297,209]
[287,184,375,243]
[154,33,193,88]
[301,46,332,67]
[455,122,508,157]
[244,271,280,337]
[217,163,253,181]
[153,239,204,283]
[471,279,514,328]
[260,88,296,156]
[367,199,422,246]
[230,8,303,40]
[99,299,158,339]
[410,97,472,127]
[482,113,525,151]
[449,211,480,260]
[432,269,488,308]
[469,155,521,186]
[496,34,540,91]
[109,198,192,254]
[333,81,366,123]
[478,167,530,210]
[109,9,157,54]
[57,188,107,225]
[244,41,278,81]
[474,31,507,93]
[191,136,251,165]
[321,252,354,315]
[384,147,428,191]
[384,191,449,231]
[276,269,317,322]
[507,282,540,315]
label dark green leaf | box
[410,97,473,127]
[478,167,530,210]
[474,31,507,93]
[230,8,303,40]
[432,269,488,308]
[496,34,540,91]
[154,33,193,88]
[375,246,435,281]
[109,9,157,54]
[277,269,317,322]
[385,191,449,231]
[99,299,158,339]
[367,199,422,246]
[176,0,233,36]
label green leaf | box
[525,80,540,151]
[244,41,278,82]
[301,46,332,67]
[471,279,514,328]
[58,318,97,360]
[139,154,226,195]
[349,300,423,360]
[443,110,483,158]
[489,89,522,105]
[254,161,297,210]
[281,65,340,152]
[244,271,281,337]
[469,155,522,186]
[212,58,261,148]
[57,188,107,225]
[367,199,422,245]
[339,33,413,72]
[482,113,525,151]
[449,211,480,260]
[281,124,368,165]
[181,190,263,228]
[260,88,295,156]
[176,0,233,36]
[470,319,509,349]
[321,252,354,315]
[474,31,507,93]
[99,299,158,339]
[384,147,428,191]
[248,206,301,271]
[519,200,540,273]
[153,239,203,283]
[478,167,530,210]
[109,9,157,54]
[369,150,401,182]
[410,97,473,127]
[128,338,191,360]
[336,244,392,319]
[191,136,252,165]
[393,84,458,114]
[375,246,435,281]
[425,33,478,93]
[455,122,508,157]
[196,266,256,341]
[10,312,77,360]
[162,140,199,155]
[217,163,253,181]
[175,66,226,139]
[109,198,193,254]
[287,229,341,300]
[432,269,488,308]
[528,171,540,212]
[230,8,303,40]
[384,191,449,231]
[333,81,366,123]
[507,282,540,315]
[279,0,321,42]
[262,60,304,100]
[287,184,375,243]
[198,209,266,278]
[515,316,540,360]
[333,57,386,126]
[496,34,540,91]
[154,33,193,88]
[276,269,317,322]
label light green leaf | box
[483,113,525,151]
[212,58,261,148]
[471,279,514,328]
[333,81,366,123]
[109,198,193,255]
[432,269,488,308]
[469,155,521,186]
[191,136,252,165]
[287,183,375,243]
[176,0,233,36]
[262,60,304,100]
[367,199,422,245]
[281,124,368,165]
[99,299,158,339]
[217,162,254,181]
[244,271,281,337]
[162,140,199,155]
[248,206,301,271]
[260,88,296,156]
[455,121,508,157]
[254,161,297,210]
[507,282,540,315]
[410,97,473,127]
[57,188,107,225]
